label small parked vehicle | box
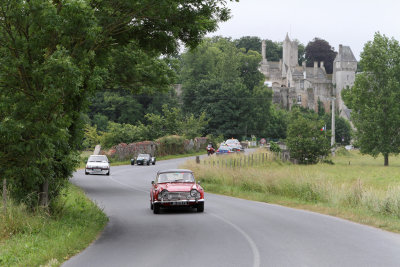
[85,155,110,175]
[216,144,234,155]
[225,138,244,152]
[131,154,156,166]
[150,169,204,214]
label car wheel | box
[106,170,110,176]
[153,203,160,214]
[197,202,204,212]
[152,161,156,165]
[150,202,154,210]
[147,161,150,166]
[85,171,89,175]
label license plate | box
[171,201,188,206]
[94,169,102,172]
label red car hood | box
[157,183,198,192]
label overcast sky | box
[208,0,400,60]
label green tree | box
[181,37,272,138]
[235,36,261,53]
[286,109,331,164]
[263,39,282,62]
[0,0,231,206]
[342,33,400,166]
[305,38,337,74]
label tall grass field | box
[0,183,108,266]
[183,148,400,233]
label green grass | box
[182,149,400,233]
[0,183,108,266]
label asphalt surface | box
[64,156,400,267]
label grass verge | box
[182,149,400,233]
[0,183,108,266]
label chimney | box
[314,61,318,77]
[320,61,325,72]
[339,44,343,55]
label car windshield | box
[88,155,108,163]
[218,145,231,150]
[226,139,239,145]
[138,154,149,158]
[157,172,195,183]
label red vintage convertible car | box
[150,169,204,214]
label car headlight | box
[159,189,169,200]
[190,189,200,198]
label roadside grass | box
[0,183,108,266]
[79,150,206,168]
[182,149,400,233]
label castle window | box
[297,95,302,104]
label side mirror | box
[151,181,155,185]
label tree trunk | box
[384,153,389,166]
[2,178,6,215]
[40,180,49,207]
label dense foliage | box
[286,108,331,164]
[342,33,400,166]
[83,105,208,149]
[305,38,337,74]
[181,37,273,139]
[0,0,231,207]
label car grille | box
[167,192,190,200]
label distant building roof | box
[334,45,357,63]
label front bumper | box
[85,168,109,175]
[154,199,204,207]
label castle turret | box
[333,44,357,120]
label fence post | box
[262,153,265,163]
[3,178,6,215]
[196,156,200,164]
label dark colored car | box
[150,169,204,214]
[131,154,156,166]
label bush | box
[269,141,281,152]
[156,135,186,156]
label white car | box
[85,155,110,175]
[225,139,243,152]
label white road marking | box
[210,213,261,267]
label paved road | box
[64,156,400,267]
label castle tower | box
[282,33,298,68]
[333,44,357,120]
[262,40,267,64]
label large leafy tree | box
[181,37,272,139]
[0,0,231,206]
[234,36,261,53]
[286,108,331,164]
[342,33,400,166]
[305,38,337,74]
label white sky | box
[208,0,400,60]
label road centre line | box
[210,213,261,267]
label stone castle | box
[259,34,357,119]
